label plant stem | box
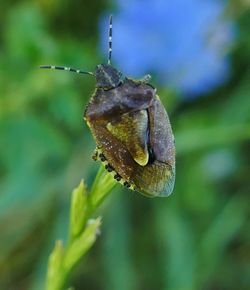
[46,165,116,290]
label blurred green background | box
[0,1,250,290]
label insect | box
[40,15,175,197]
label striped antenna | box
[108,15,113,65]
[39,65,94,76]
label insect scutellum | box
[39,15,122,90]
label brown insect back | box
[84,77,175,197]
[40,15,175,197]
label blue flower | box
[99,0,236,98]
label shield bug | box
[40,15,175,197]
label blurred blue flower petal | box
[99,0,236,98]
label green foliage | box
[70,180,88,240]
[47,167,116,290]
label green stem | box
[46,165,116,290]
[89,165,117,209]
